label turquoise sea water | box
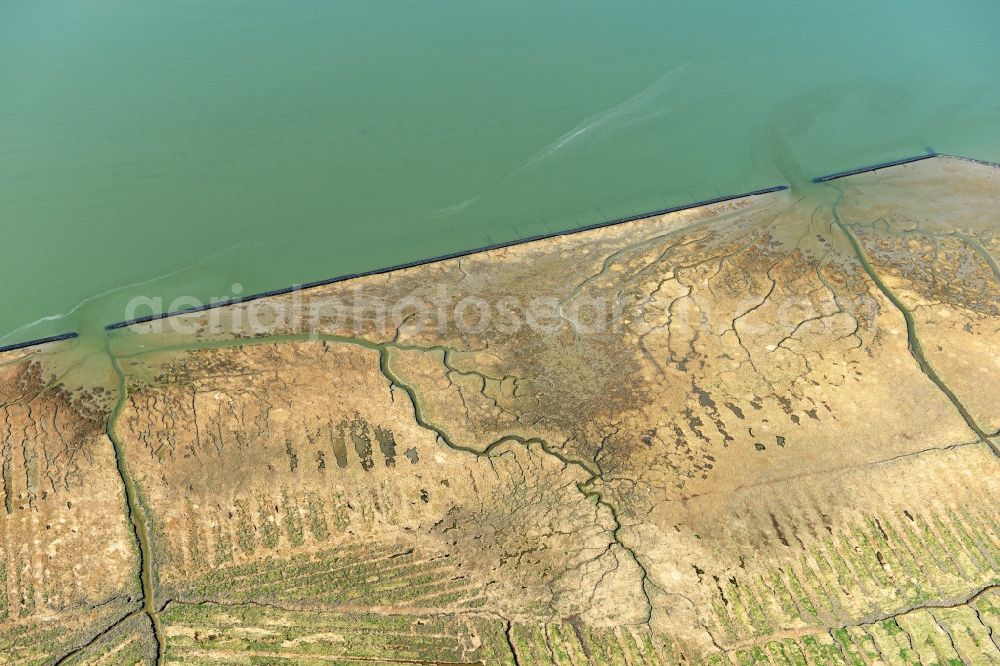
[2,1,999,347]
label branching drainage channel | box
[79,330,661,662]
[829,186,999,459]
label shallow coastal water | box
[2,0,1000,346]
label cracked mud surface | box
[2,156,999,664]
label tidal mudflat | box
[4,1,1000,349]
[1,156,998,664]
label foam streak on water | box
[1,1,999,346]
